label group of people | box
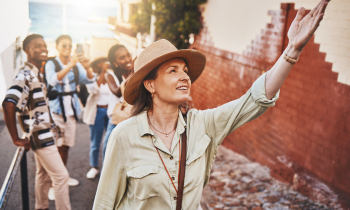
[2,0,329,209]
[2,33,133,209]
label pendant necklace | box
[147,113,176,137]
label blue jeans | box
[102,118,116,164]
[89,107,109,168]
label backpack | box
[43,58,90,122]
[43,58,90,106]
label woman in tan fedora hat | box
[94,1,329,209]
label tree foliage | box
[131,0,207,49]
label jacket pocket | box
[186,134,211,165]
[126,164,162,200]
[184,134,211,193]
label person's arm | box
[75,62,96,85]
[105,72,122,97]
[199,72,278,147]
[2,71,31,151]
[93,128,127,209]
[199,0,329,148]
[265,0,329,99]
[86,82,100,95]
[45,60,60,87]
[56,54,80,81]
[97,72,105,87]
[97,64,108,87]
[2,102,31,151]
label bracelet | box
[283,52,298,64]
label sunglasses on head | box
[62,44,73,49]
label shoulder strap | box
[43,57,58,86]
[72,65,79,85]
[176,127,187,210]
[51,59,61,73]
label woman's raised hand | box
[287,0,330,53]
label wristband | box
[283,52,298,64]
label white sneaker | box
[48,187,55,200]
[68,177,79,186]
[86,168,99,179]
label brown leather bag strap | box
[176,127,187,210]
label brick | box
[333,155,348,166]
[190,4,350,195]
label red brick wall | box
[190,4,350,195]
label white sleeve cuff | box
[251,72,280,107]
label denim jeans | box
[89,107,109,168]
[102,118,117,164]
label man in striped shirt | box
[2,34,71,210]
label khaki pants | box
[34,145,71,210]
[52,113,76,147]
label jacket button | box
[172,177,175,180]
[170,156,173,160]
[174,197,177,200]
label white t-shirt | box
[97,83,111,106]
[62,66,74,116]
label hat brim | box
[124,49,206,105]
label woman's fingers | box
[309,0,325,17]
[311,13,324,34]
[294,7,306,22]
[310,2,328,32]
[314,1,328,20]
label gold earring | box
[151,92,154,98]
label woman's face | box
[150,58,191,106]
[56,38,72,57]
[114,47,133,71]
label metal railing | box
[0,146,29,210]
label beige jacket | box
[83,81,102,125]
[93,72,279,210]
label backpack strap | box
[43,57,58,86]
[51,59,61,73]
[72,65,79,85]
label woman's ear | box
[143,80,154,94]
[113,62,118,68]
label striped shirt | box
[4,62,55,150]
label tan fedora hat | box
[124,39,206,105]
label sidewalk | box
[200,146,340,210]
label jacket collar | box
[24,62,39,75]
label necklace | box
[147,113,176,137]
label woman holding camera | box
[83,57,112,179]
[94,0,329,209]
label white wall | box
[201,0,350,85]
[0,0,30,103]
[0,0,30,54]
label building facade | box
[190,0,350,203]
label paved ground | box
[199,147,341,210]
